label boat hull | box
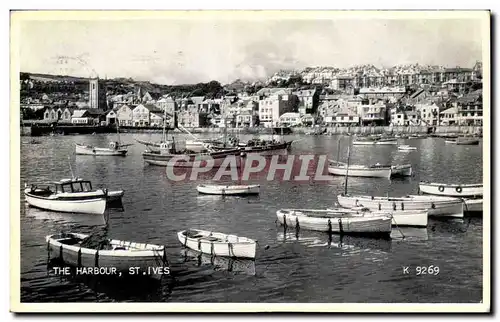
[197,184,260,195]
[25,189,107,215]
[391,164,413,177]
[75,144,127,156]
[177,230,256,259]
[143,149,241,167]
[419,182,482,197]
[240,141,292,156]
[337,194,464,218]
[46,233,167,280]
[463,198,483,212]
[276,210,392,237]
[328,166,391,178]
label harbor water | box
[20,133,483,303]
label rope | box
[391,214,405,239]
[328,219,332,234]
[459,198,473,233]
[338,218,344,235]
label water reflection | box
[181,249,256,276]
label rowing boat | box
[177,229,256,259]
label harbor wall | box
[23,123,483,137]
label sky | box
[18,17,484,85]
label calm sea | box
[20,133,483,303]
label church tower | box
[88,77,107,109]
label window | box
[82,182,92,192]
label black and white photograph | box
[10,10,490,312]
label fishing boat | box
[196,184,260,195]
[46,232,169,280]
[24,178,108,215]
[177,229,256,259]
[75,142,128,156]
[445,137,480,145]
[398,145,417,151]
[418,182,482,197]
[279,207,428,227]
[337,194,464,218]
[142,139,241,167]
[276,209,392,238]
[76,124,131,156]
[239,139,293,155]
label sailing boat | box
[135,108,171,152]
[75,121,132,156]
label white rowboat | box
[419,182,483,197]
[276,209,392,237]
[177,229,256,259]
[196,184,260,195]
[46,232,168,280]
[337,194,464,218]
[326,208,428,227]
[328,163,391,178]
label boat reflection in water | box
[276,228,392,254]
[46,259,174,302]
[391,227,429,241]
[23,205,108,226]
[181,249,256,276]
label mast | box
[162,108,167,142]
[344,145,351,195]
[336,137,341,162]
[116,119,121,145]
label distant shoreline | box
[21,123,482,137]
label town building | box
[439,107,458,125]
[116,104,134,126]
[258,94,294,127]
[88,77,107,109]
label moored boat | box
[276,209,392,238]
[390,164,413,177]
[462,198,483,213]
[142,140,241,167]
[375,138,398,145]
[328,161,392,178]
[196,184,260,195]
[337,194,464,218]
[177,229,256,259]
[24,178,109,215]
[46,232,169,280]
[279,207,428,228]
[75,142,128,156]
[239,140,293,156]
[445,137,480,145]
[418,182,483,197]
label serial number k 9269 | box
[402,265,440,275]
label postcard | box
[10,10,490,313]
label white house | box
[258,94,293,127]
[106,109,118,125]
[416,102,440,126]
[439,107,458,125]
[132,104,162,127]
[279,112,301,127]
[116,104,134,126]
[332,107,360,126]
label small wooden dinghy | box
[46,232,169,279]
[276,209,392,238]
[390,164,413,177]
[419,182,482,197]
[196,184,260,195]
[398,145,417,151]
[76,142,128,156]
[177,229,256,259]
